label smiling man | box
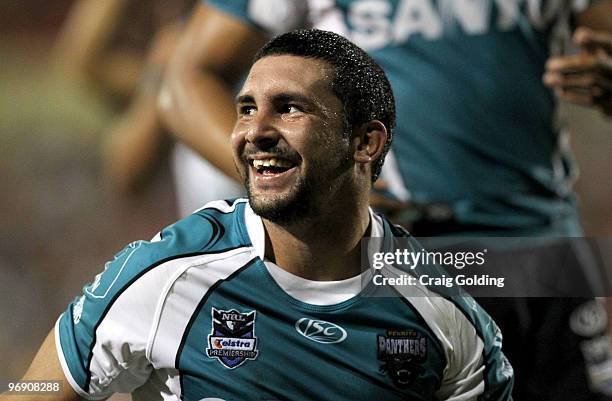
[2,30,512,401]
[235,53,349,227]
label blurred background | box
[0,0,611,395]
[0,0,178,389]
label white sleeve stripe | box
[193,198,247,214]
[54,317,107,401]
[148,249,260,367]
[381,265,453,348]
[145,247,254,361]
[84,244,252,377]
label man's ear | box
[352,120,388,164]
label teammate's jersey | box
[56,199,513,400]
[205,0,594,235]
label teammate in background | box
[0,29,513,401]
[53,0,193,107]
[157,1,612,400]
[53,0,242,215]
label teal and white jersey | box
[56,199,513,400]
[206,0,595,235]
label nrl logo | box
[207,308,259,369]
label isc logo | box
[295,318,347,344]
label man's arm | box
[101,25,180,195]
[158,3,268,181]
[53,0,144,100]
[0,331,82,401]
[543,0,612,116]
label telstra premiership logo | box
[295,318,347,344]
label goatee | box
[246,174,318,225]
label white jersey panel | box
[149,248,257,368]
[131,368,181,401]
[83,254,212,397]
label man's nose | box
[244,110,280,149]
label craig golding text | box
[372,273,505,288]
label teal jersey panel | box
[365,11,571,231]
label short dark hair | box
[254,29,395,182]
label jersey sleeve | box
[380,220,514,400]
[54,238,170,399]
[54,202,252,399]
[435,297,514,401]
[204,0,309,35]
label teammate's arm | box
[101,25,181,195]
[543,0,612,116]
[157,3,268,180]
[0,331,83,401]
[53,0,144,100]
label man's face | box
[231,55,352,224]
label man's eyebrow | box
[236,92,315,103]
[235,94,254,104]
[271,92,316,106]
[236,91,321,109]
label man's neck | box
[262,201,371,281]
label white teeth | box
[276,159,292,168]
[251,158,293,170]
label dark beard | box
[246,172,317,226]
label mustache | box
[241,145,301,162]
